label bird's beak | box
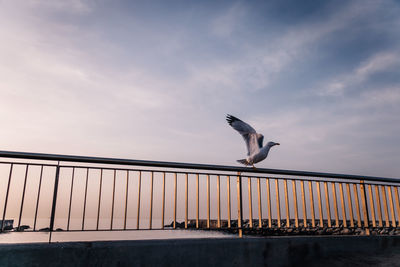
[276,143,280,145]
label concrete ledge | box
[1,236,400,266]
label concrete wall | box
[1,236,400,267]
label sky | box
[1,0,400,178]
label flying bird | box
[226,114,280,168]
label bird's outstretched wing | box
[226,114,260,156]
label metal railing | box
[1,150,399,242]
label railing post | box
[49,162,61,243]
[360,180,370,235]
[237,172,243,238]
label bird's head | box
[267,142,280,147]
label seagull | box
[226,114,280,168]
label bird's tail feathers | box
[237,159,250,166]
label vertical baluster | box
[96,169,103,230]
[217,175,221,228]
[331,183,339,227]
[49,162,61,243]
[353,184,362,228]
[387,186,396,228]
[275,179,281,227]
[257,178,262,228]
[367,184,376,227]
[123,171,129,230]
[227,176,231,228]
[196,174,199,229]
[283,180,290,228]
[161,172,166,229]
[381,185,390,227]
[82,168,89,231]
[394,187,400,227]
[237,172,243,237]
[375,185,383,227]
[67,167,75,231]
[308,181,315,227]
[136,171,142,230]
[174,173,177,229]
[149,171,154,229]
[185,173,189,229]
[110,170,116,230]
[346,183,354,228]
[300,180,307,227]
[324,182,331,228]
[17,165,29,230]
[292,180,299,228]
[266,178,272,228]
[207,174,210,229]
[316,182,323,227]
[1,164,13,232]
[33,166,44,231]
[339,183,347,227]
[359,181,370,235]
[248,177,253,228]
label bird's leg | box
[252,164,256,169]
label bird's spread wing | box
[256,133,264,148]
[226,114,260,156]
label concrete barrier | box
[1,236,400,266]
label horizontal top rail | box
[0,150,399,183]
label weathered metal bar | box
[161,172,166,229]
[17,165,29,230]
[324,182,331,227]
[136,171,142,230]
[308,181,315,227]
[149,171,154,229]
[292,180,299,228]
[49,163,61,233]
[2,164,13,232]
[33,165,44,231]
[381,185,390,227]
[110,170,116,230]
[217,175,221,228]
[367,184,376,227]
[227,176,231,228]
[375,185,383,227]
[237,172,243,237]
[283,179,290,228]
[300,180,307,227]
[67,168,75,231]
[174,173,177,229]
[359,181,370,234]
[257,178,262,228]
[123,171,129,230]
[316,182,323,227]
[275,179,281,227]
[207,174,210,229]
[82,168,89,231]
[353,184,362,228]
[387,186,396,227]
[331,183,339,227]
[345,183,354,228]
[394,187,400,227]
[267,178,272,228]
[96,169,103,230]
[196,174,199,229]
[339,183,347,227]
[186,173,189,229]
[2,150,398,183]
[248,177,253,228]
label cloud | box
[317,51,400,97]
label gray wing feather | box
[257,133,264,148]
[226,114,260,156]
